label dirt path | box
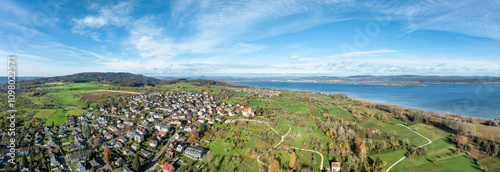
[234,119,292,166]
[236,119,325,170]
[290,146,324,170]
[386,124,432,172]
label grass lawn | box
[391,138,481,172]
[69,163,76,171]
[372,137,481,172]
[222,91,248,105]
[480,156,500,171]
[249,99,267,106]
[358,118,429,147]
[328,105,354,121]
[67,110,82,116]
[407,123,452,141]
[475,123,500,142]
[34,109,56,118]
[202,122,282,171]
[362,119,462,171]
[369,148,408,169]
[43,110,68,126]
[278,100,309,113]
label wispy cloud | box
[71,1,134,40]
[385,0,500,40]
[326,50,398,58]
[2,0,500,76]
[0,0,30,18]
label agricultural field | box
[34,109,57,118]
[480,156,500,172]
[475,123,500,142]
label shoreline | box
[350,97,489,123]
[230,80,500,85]
[234,81,496,121]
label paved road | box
[386,124,432,172]
[144,130,175,172]
[143,143,169,171]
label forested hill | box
[7,72,241,88]
[19,72,160,87]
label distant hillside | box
[161,78,244,87]
[4,72,243,88]
[21,72,160,87]
[230,75,500,84]
[0,76,42,84]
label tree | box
[290,151,297,169]
[403,138,410,149]
[269,159,280,172]
[85,126,91,138]
[88,151,93,160]
[354,137,367,161]
[373,156,383,170]
[198,123,206,133]
[21,155,28,164]
[104,147,111,163]
[133,153,141,171]
[294,156,301,171]
[52,121,54,127]
[458,135,468,148]
[5,162,12,171]
[188,130,200,142]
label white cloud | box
[378,0,500,40]
[6,0,499,76]
[72,1,134,39]
[326,50,398,58]
[81,16,106,28]
[0,0,29,18]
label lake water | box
[236,82,500,119]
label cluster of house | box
[240,89,281,97]
[0,121,94,172]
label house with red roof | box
[163,162,175,172]
[331,161,341,172]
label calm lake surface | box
[237,82,500,119]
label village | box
[4,91,258,172]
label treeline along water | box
[237,82,500,119]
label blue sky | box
[1,0,500,77]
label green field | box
[34,109,57,118]
[480,156,500,171]
[248,99,267,106]
[201,122,282,171]
[43,110,68,126]
[391,138,481,172]
[67,110,82,116]
[358,118,429,146]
